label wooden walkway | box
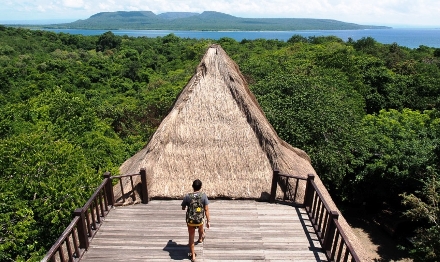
[81,200,327,261]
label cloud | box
[63,0,85,9]
[1,0,439,26]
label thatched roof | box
[120,44,314,199]
[118,44,369,260]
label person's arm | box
[181,195,187,210]
[204,205,210,228]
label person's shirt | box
[181,192,209,208]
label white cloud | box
[63,0,85,9]
[1,0,439,26]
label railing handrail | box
[111,173,143,179]
[269,169,306,203]
[42,168,148,262]
[82,176,110,212]
[277,171,306,180]
[308,178,333,215]
[270,170,361,262]
[308,175,361,261]
[41,216,80,262]
[45,168,359,261]
[330,211,361,261]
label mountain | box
[89,11,157,20]
[44,11,390,30]
[157,12,199,20]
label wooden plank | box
[81,200,327,261]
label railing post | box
[304,174,315,208]
[73,208,89,250]
[323,211,339,258]
[140,168,149,204]
[269,169,279,203]
[103,172,114,206]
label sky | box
[1,0,440,27]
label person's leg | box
[197,224,204,243]
[187,225,196,260]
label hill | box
[42,11,390,30]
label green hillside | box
[1,26,438,261]
[42,11,390,30]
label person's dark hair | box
[192,179,202,191]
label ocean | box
[44,28,440,49]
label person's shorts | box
[187,222,203,227]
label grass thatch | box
[119,44,314,199]
[118,44,370,260]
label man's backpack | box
[186,193,205,224]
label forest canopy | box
[0,26,439,261]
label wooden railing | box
[269,169,305,204]
[41,169,148,262]
[44,168,359,261]
[270,170,361,262]
[111,171,149,205]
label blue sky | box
[1,0,439,27]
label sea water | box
[44,28,440,49]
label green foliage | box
[1,26,440,261]
[351,109,437,207]
[401,170,440,261]
[96,31,122,52]
[0,132,98,261]
[253,70,365,190]
[0,193,39,261]
[0,27,204,260]
[287,34,308,44]
[247,41,366,191]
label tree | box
[434,48,440,58]
[351,109,437,208]
[0,193,39,261]
[96,31,122,52]
[287,34,308,44]
[352,37,381,55]
[252,69,365,191]
[2,25,440,260]
[401,169,440,261]
[0,132,99,261]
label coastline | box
[31,28,440,49]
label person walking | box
[181,179,210,262]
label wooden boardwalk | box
[81,200,327,261]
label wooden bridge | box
[81,200,326,261]
[42,170,360,262]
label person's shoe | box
[197,234,205,243]
[188,252,197,261]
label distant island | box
[39,11,390,31]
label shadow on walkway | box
[295,207,327,262]
[163,240,189,260]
